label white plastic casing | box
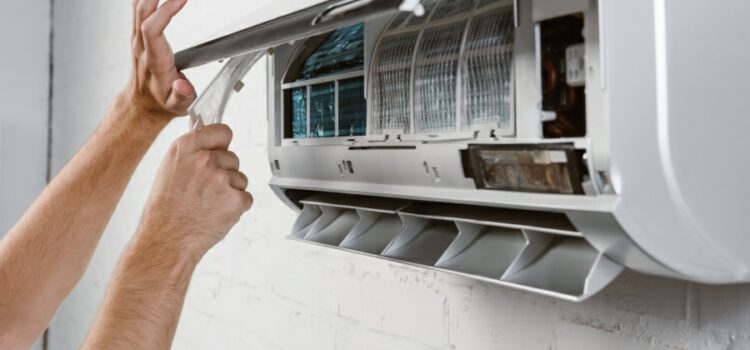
[565,43,585,87]
[179,0,750,300]
[266,0,750,294]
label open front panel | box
[288,192,621,301]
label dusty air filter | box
[369,1,515,137]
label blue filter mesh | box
[291,87,308,139]
[338,77,367,136]
[310,83,336,138]
[302,23,365,80]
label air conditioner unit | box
[177,0,750,301]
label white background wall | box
[39,1,750,349]
[0,3,51,349]
[0,2,50,236]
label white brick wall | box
[47,1,750,349]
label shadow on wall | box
[470,269,750,349]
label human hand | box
[124,0,195,121]
[137,124,253,261]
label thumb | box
[166,78,196,116]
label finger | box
[164,78,196,115]
[236,190,254,211]
[225,171,249,191]
[211,151,240,171]
[132,0,142,63]
[132,0,138,41]
[134,0,159,55]
[143,0,187,38]
[195,124,233,150]
[141,0,187,68]
[243,191,254,211]
[136,0,159,31]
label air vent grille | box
[286,191,622,301]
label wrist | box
[115,89,174,129]
[128,229,201,284]
[132,218,207,269]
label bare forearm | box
[1,1,208,346]
[0,93,167,344]
[83,230,197,350]
[84,122,252,349]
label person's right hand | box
[137,124,253,261]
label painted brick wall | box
[48,1,750,349]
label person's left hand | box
[126,0,195,121]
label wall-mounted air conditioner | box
[177,0,750,301]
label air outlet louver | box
[288,192,623,301]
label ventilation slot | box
[291,204,323,238]
[339,211,404,254]
[382,217,459,265]
[295,194,409,252]
[400,202,580,236]
[286,192,622,301]
[436,224,526,279]
[502,233,599,296]
[303,206,359,245]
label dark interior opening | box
[540,14,586,138]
